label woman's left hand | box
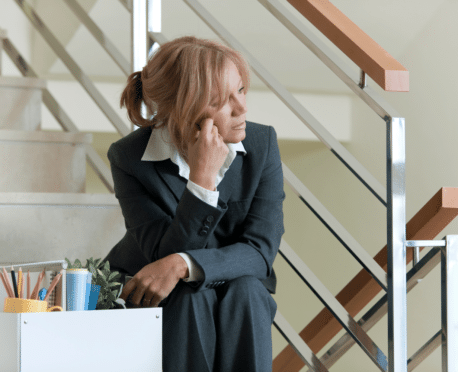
[119,254,188,307]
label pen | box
[10,266,18,298]
[2,267,14,298]
[43,269,64,302]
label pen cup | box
[3,297,63,313]
[66,268,89,311]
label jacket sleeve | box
[109,125,285,291]
[109,146,229,264]
[186,126,285,291]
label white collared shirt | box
[141,125,246,282]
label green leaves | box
[65,256,124,310]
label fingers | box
[199,118,214,135]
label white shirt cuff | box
[187,180,219,208]
[177,253,204,282]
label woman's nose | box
[233,96,247,116]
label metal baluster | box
[386,117,407,372]
[442,235,458,372]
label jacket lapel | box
[154,154,244,205]
[154,160,187,202]
[217,153,243,204]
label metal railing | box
[5,0,457,371]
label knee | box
[224,276,277,322]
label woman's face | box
[207,61,248,144]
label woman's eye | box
[238,86,245,93]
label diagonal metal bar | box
[407,331,441,372]
[183,0,387,207]
[282,163,387,290]
[118,0,133,12]
[279,240,388,371]
[314,247,441,371]
[63,0,130,76]
[274,311,329,372]
[14,0,130,137]
[3,37,114,193]
[257,0,401,121]
[149,31,168,45]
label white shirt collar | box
[141,125,246,183]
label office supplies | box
[27,270,30,299]
[3,297,63,313]
[44,269,63,302]
[31,268,45,300]
[2,267,14,298]
[38,288,47,301]
[1,269,11,298]
[66,268,89,311]
[10,266,18,298]
[17,267,22,299]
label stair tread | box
[0,192,118,206]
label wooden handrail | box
[273,187,458,371]
[287,0,409,92]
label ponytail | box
[120,70,153,127]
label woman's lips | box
[233,122,246,129]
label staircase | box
[0,40,126,274]
[2,1,458,371]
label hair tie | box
[134,71,143,99]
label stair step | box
[0,76,46,131]
[0,192,126,265]
[0,130,91,193]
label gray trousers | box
[161,276,277,372]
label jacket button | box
[199,230,208,236]
[203,221,211,227]
[206,216,214,223]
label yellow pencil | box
[18,268,22,299]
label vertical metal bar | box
[442,235,458,372]
[147,0,161,57]
[132,0,148,73]
[132,0,148,130]
[386,117,407,372]
[413,247,420,267]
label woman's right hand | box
[187,118,229,191]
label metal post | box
[386,117,407,372]
[132,0,148,130]
[442,235,458,372]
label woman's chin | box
[225,130,246,144]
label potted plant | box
[65,257,124,310]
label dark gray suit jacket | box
[102,121,285,294]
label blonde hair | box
[120,36,250,161]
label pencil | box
[31,269,45,300]
[10,266,18,298]
[2,267,14,298]
[0,269,12,298]
[18,268,22,299]
[27,270,30,300]
[43,269,63,302]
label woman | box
[102,36,285,371]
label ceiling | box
[31,0,447,93]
